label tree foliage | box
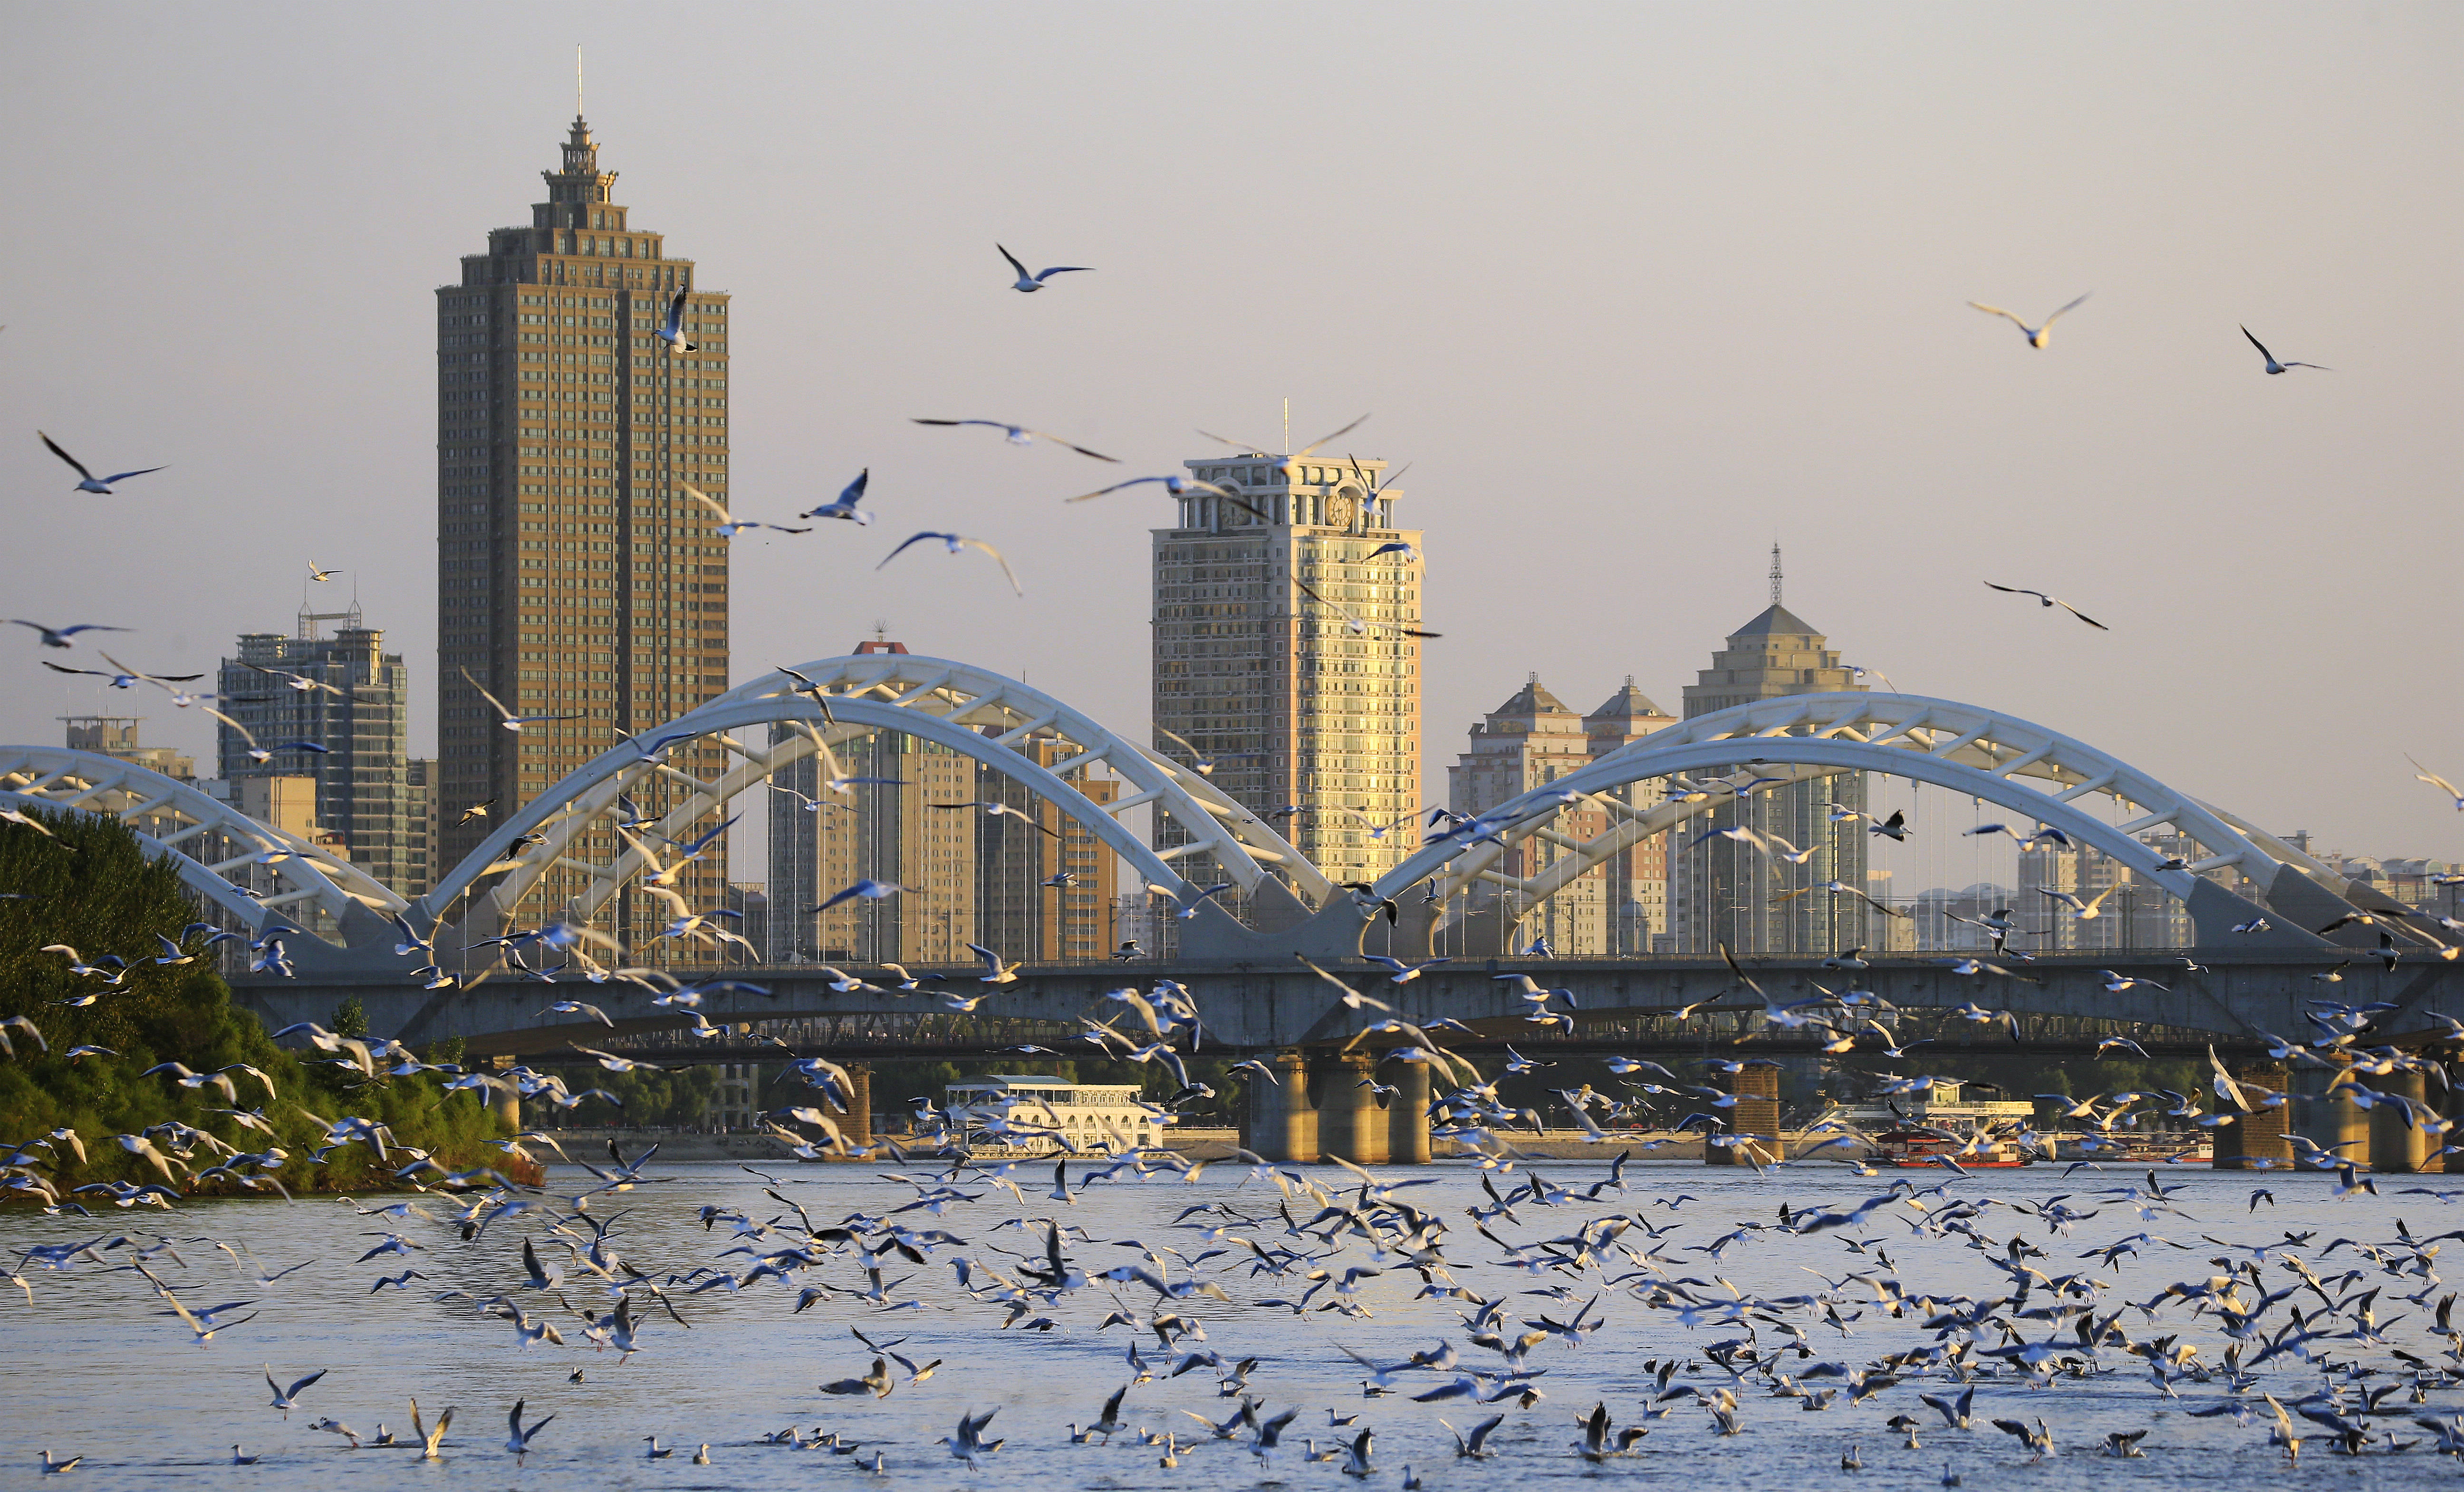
[0,810,500,1199]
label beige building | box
[435,112,731,943]
[1152,451,1424,898]
[1672,565,1872,955]
[62,717,192,783]
[1448,676,1676,954]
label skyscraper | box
[213,603,423,897]
[435,113,731,935]
[1671,555,1870,954]
[1151,450,1423,897]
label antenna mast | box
[1770,542,1783,607]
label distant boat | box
[1875,1126,2035,1168]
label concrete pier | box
[2211,1067,2291,1169]
[1387,1057,1433,1165]
[2369,1067,2434,1174]
[1318,1052,1389,1165]
[1248,1050,1319,1163]
[832,1062,873,1148]
[2292,1058,2367,1169]
[1708,1063,1781,1166]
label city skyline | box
[3,6,2458,871]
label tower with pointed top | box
[434,114,731,939]
[1673,595,1870,954]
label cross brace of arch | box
[0,746,407,967]
[1369,692,2411,955]
[421,653,1327,954]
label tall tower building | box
[1672,554,1869,955]
[1152,450,1423,896]
[1583,679,1679,953]
[214,603,422,897]
[435,114,731,935]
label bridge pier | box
[833,1062,873,1149]
[1318,1052,1389,1166]
[1247,1051,1318,1164]
[1707,1063,1781,1167]
[491,1054,520,1132]
[2292,1059,2367,1171]
[1388,1058,1432,1165]
[2211,1068,2291,1169]
[2370,1068,2435,1175]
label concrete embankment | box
[542,1127,1752,1165]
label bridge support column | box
[1247,1051,1317,1164]
[2292,1059,2367,1171]
[1387,1057,1432,1165]
[2371,1068,2434,1174]
[490,1054,520,1132]
[1318,1052,1389,1166]
[832,1063,873,1150]
[1708,1063,1780,1167]
[2211,1069,2291,1169]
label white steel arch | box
[1370,692,2348,947]
[0,746,408,956]
[424,653,1327,942]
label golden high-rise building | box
[1151,450,1423,895]
[435,114,731,939]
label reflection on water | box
[0,1159,2454,1488]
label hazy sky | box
[3,3,2458,872]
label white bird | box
[878,531,1023,595]
[910,418,1116,462]
[800,469,874,525]
[998,243,1092,292]
[1984,582,2108,630]
[41,431,165,493]
[2408,756,2464,811]
[2242,325,2329,374]
[1067,473,1240,505]
[505,1399,555,1457]
[265,1366,327,1417]
[460,668,583,732]
[1967,293,2090,348]
[687,485,808,538]
[11,620,128,650]
[654,285,696,355]
[966,943,1022,984]
[306,564,341,583]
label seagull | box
[998,244,1092,292]
[1067,473,1241,506]
[455,798,497,825]
[654,285,696,355]
[505,1399,555,1458]
[878,532,1023,594]
[1984,582,2108,630]
[1967,293,2089,348]
[1296,576,1441,639]
[306,564,341,583]
[40,431,166,494]
[11,620,127,650]
[965,943,1023,984]
[910,418,1116,461]
[2242,325,2329,374]
[460,668,583,732]
[929,800,1061,837]
[800,469,874,525]
[2040,885,2119,920]
[812,879,913,913]
[1196,413,1370,481]
[687,484,808,537]
[265,1366,328,1417]
[2408,756,2464,811]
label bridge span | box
[230,947,2464,1059]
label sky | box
[2,2,2458,877]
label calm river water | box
[1,1158,2456,1489]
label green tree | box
[0,810,502,1198]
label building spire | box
[1769,541,1783,608]
[576,43,585,121]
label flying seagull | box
[40,431,165,494]
[2242,325,2329,374]
[12,620,127,650]
[911,419,1116,461]
[1983,582,2108,630]
[307,564,341,583]
[1967,293,2090,348]
[2409,756,2464,811]
[461,668,585,732]
[879,532,1023,595]
[800,469,874,525]
[687,484,809,538]
[654,285,697,354]
[998,244,1091,292]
